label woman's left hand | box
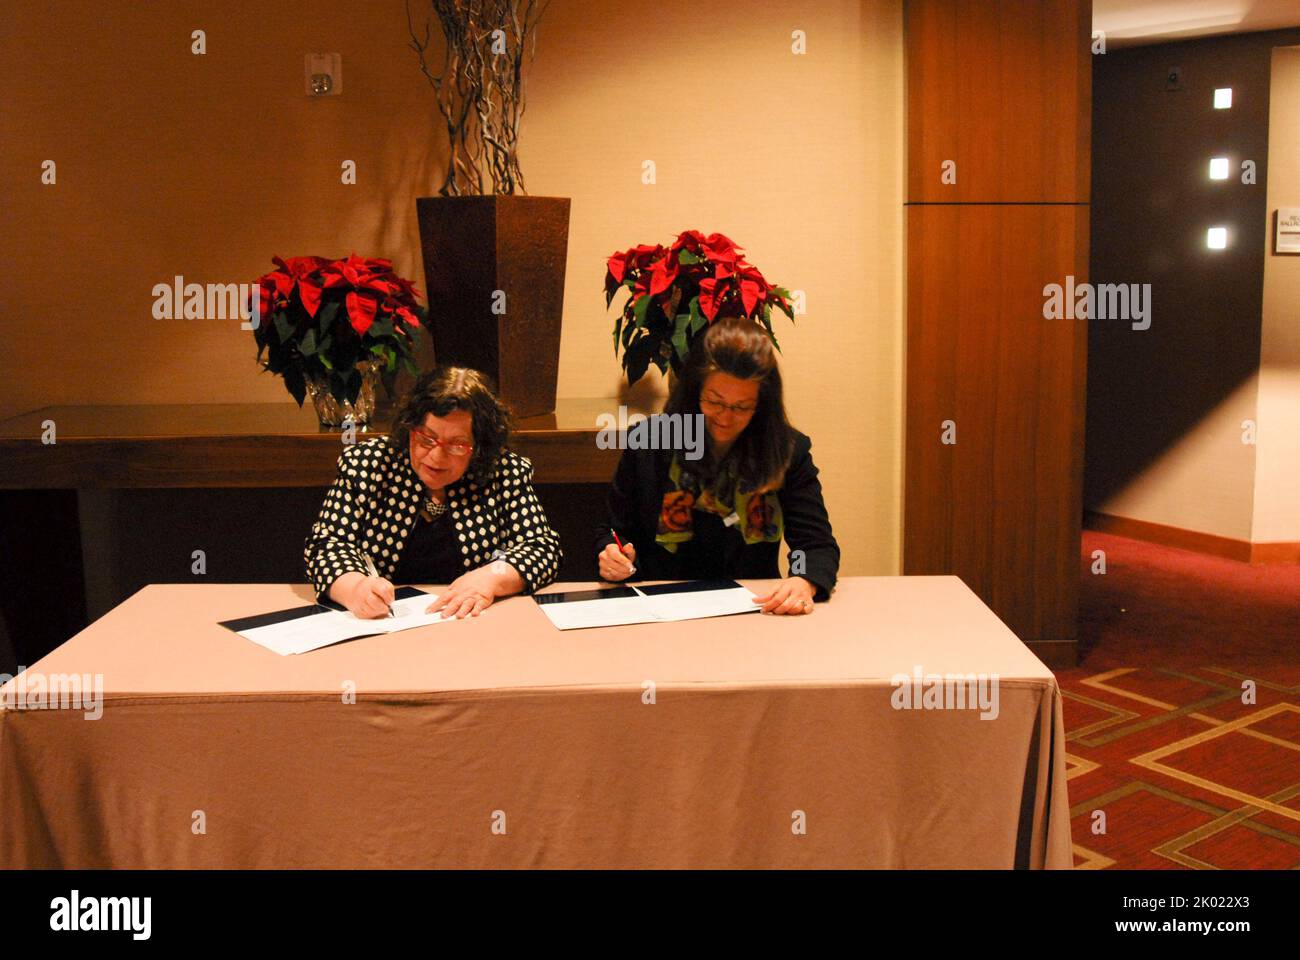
[427,568,500,619]
[752,576,817,615]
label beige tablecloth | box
[0,577,1072,868]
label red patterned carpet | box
[1058,531,1300,869]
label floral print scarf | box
[655,453,782,553]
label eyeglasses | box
[700,395,758,416]
[410,428,474,457]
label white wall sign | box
[1276,208,1300,254]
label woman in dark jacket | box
[304,366,562,619]
[596,318,839,615]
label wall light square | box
[1209,157,1230,179]
[1207,227,1228,249]
[1214,87,1232,109]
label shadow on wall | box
[1085,30,1300,506]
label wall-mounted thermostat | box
[305,53,342,96]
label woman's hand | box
[427,560,524,619]
[598,541,637,581]
[753,576,817,615]
[340,574,396,619]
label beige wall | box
[0,1,905,577]
[1092,379,1259,540]
[1254,46,1300,543]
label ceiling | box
[1093,0,1300,47]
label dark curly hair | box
[388,366,512,482]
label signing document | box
[219,586,451,656]
[535,579,760,631]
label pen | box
[610,528,636,576]
[363,554,395,617]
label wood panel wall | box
[904,0,1091,664]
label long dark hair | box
[664,318,795,491]
[388,366,511,482]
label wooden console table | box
[0,399,649,488]
[0,399,654,667]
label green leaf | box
[612,312,622,355]
[678,249,703,265]
[632,294,650,331]
[274,314,294,345]
[300,329,318,356]
[402,355,419,378]
[624,335,655,387]
[688,296,705,334]
[316,300,340,333]
[319,353,333,371]
[385,346,396,373]
[672,312,691,360]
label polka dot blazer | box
[304,436,562,602]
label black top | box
[594,430,840,601]
[391,511,466,585]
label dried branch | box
[406,0,548,196]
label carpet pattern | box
[1058,532,1299,868]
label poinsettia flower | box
[346,290,379,335]
[702,233,741,263]
[738,278,762,315]
[671,229,707,253]
[647,253,679,297]
[698,277,723,321]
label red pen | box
[610,528,636,575]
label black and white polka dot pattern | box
[303,437,562,602]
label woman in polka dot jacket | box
[304,366,563,620]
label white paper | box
[238,592,453,656]
[537,584,760,631]
[536,595,663,631]
[644,585,760,622]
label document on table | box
[534,579,760,631]
[219,586,452,655]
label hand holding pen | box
[362,554,396,618]
[598,528,637,581]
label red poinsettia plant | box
[604,229,795,386]
[251,253,426,406]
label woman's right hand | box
[598,541,637,581]
[342,574,396,619]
